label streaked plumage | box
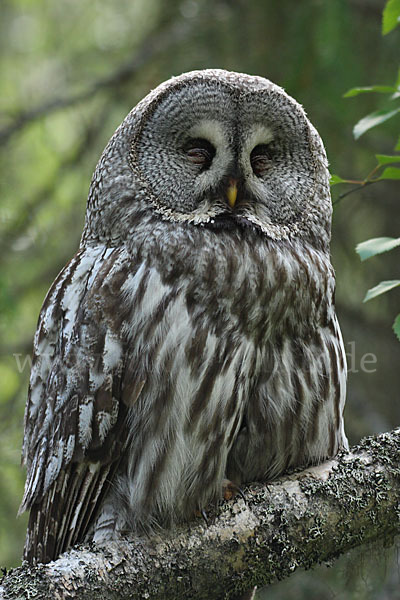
[20,69,347,564]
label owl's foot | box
[195,480,245,525]
[222,478,246,502]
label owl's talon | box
[222,478,246,503]
[195,508,209,525]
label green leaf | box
[377,166,400,180]
[395,135,400,151]
[363,280,400,302]
[356,237,400,261]
[353,107,400,139]
[383,0,400,34]
[344,85,396,97]
[375,153,400,165]
[330,174,347,185]
[393,314,400,341]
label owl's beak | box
[226,179,238,209]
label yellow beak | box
[226,180,238,209]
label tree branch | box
[2,428,400,600]
[332,180,378,206]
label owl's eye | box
[250,144,272,177]
[183,138,216,169]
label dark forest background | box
[0,1,399,597]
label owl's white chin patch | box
[151,196,228,226]
[240,213,300,240]
[152,201,299,239]
[153,204,219,226]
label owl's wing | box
[20,246,145,563]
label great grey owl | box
[20,69,348,564]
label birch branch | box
[2,428,400,600]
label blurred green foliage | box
[331,0,400,342]
[1,0,399,597]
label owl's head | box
[84,70,331,250]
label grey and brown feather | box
[20,69,347,564]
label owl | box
[20,69,348,564]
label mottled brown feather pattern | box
[21,70,347,564]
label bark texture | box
[2,428,400,600]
